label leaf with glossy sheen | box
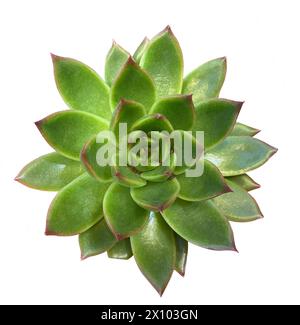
[149,95,195,130]
[226,174,260,191]
[80,136,112,182]
[193,99,242,149]
[177,160,230,201]
[110,99,146,139]
[133,37,149,64]
[105,42,130,87]
[162,199,236,251]
[51,54,111,119]
[174,233,188,276]
[107,239,133,260]
[182,57,226,106]
[130,113,173,133]
[15,153,84,191]
[205,136,278,176]
[231,122,260,137]
[140,26,183,97]
[79,219,116,259]
[110,57,156,111]
[36,111,109,160]
[213,180,263,222]
[130,178,180,211]
[46,173,110,236]
[131,212,175,295]
[140,153,176,182]
[103,183,148,239]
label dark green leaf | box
[131,114,173,133]
[192,99,242,149]
[107,239,133,260]
[52,54,111,119]
[46,173,110,236]
[131,212,175,295]
[15,153,84,191]
[140,26,183,97]
[174,233,188,276]
[149,95,195,130]
[226,174,260,191]
[79,218,116,259]
[231,122,260,137]
[110,57,156,111]
[36,110,109,160]
[103,183,149,239]
[182,57,226,106]
[205,136,278,176]
[162,199,236,251]
[213,180,263,222]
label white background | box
[0,0,298,304]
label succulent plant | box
[16,26,277,295]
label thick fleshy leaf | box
[177,160,230,201]
[162,199,236,251]
[80,136,112,182]
[231,122,260,137]
[130,114,174,133]
[107,239,133,260]
[130,178,180,212]
[192,99,242,149]
[174,234,188,277]
[140,26,183,97]
[213,180,263,222]
[110,57,156,111]
[15,153,84,191]
[131,212,176,295]
[105,42,130,87]
[46,173,110,236]
[110,99,146,139]
[149,95,195,130]
[133,37,149,64]
[205,136,278,176]
[103,183,148,239]
[226,174,260,191]
[140,153,176,182]
[79,219,116,259]
[36,111,109,160]
[182,57,226,106]
[51,54,111,119]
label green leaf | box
[130,178,180,212]
[140,153,176,182]
[103,183,149,239]
[192,99,242,149]
[107,239,133,260]
[36,110,109,160]
[110,57,156,111]
[105,42,130,87]
[182,57,226,106]
[162,199,236,251]
[80,135,113,182]
[226,174,260,191]
[51,54,111,119]
[149,95,195,130]
[79,218,116,259]
[140,26,183,97]
[131,114,173,133]
[46,173,110,236]
[174,233,188,277]
[205,136,278,176]
[111,153,147,188]
[231,122,260,137]
[110,99,146,139]
[131,212,175,295]
[133,37,149,64]
[177,160,230,201]
[15,153,84,191]
[213,180,263,222]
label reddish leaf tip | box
[80,254,88,261]
[44,227,57,236]
[50,53,62,62]
[163,25,173,35]
[126,56,136,66]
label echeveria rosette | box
[15,26,277,296]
